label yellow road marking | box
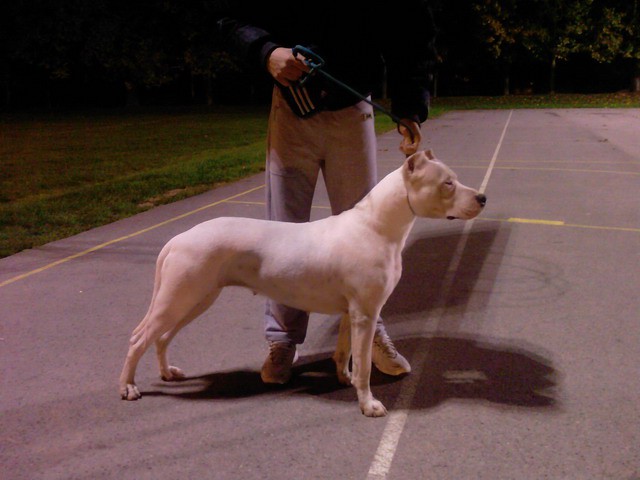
[224,204,640,233]
[226,200,331,210]
[3,189,638,289]
[562,222,640,233]
[508,217,565,226]
[479,217,640,233]
[224,200,265,206]
[0,185,265,288]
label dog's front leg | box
[350,308,387,417]
[333,313,352,385]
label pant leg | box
[264,88,322,344]
[321,99,377,214]
[322,100,387,333]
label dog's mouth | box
[447,216,457,220]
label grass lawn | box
[1,93,638,258]
[1,107,270,257]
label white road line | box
[366,110,513,479]
[480,109,513,194]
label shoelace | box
[268,343,295,365]
[374,332,398,359]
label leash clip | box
[292,45,325,86]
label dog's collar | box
[406,193,417,216]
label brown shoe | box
[372,331,411,376]
[261,341,299,384]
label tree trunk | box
[46,77,52,109]
[432,72,438,98]
[3,73,10,107]
[205,77,213,106]
[632,60,640,92]
[189,70,196,103]
[549,56,557,94]
[124,81,140,107]
[382,63,388,99]
[503,74,511,96]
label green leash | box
[292,45,416,141]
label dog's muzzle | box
[446,194,487,220]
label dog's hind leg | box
[333,313,352,385]
[119,308,178,400]
[155,288,221,382]
[119,247,218,400]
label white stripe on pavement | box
[366,110,513,479]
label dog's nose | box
[476,194,487,208]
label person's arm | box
[217,11,308,85]
[382,0,437,154]
[217,16,275,66]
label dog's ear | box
[406,153,417,174]
[405,151,428,175]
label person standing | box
[218,0,437,384]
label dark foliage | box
[0,0,637,109]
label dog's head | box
[402,150,486,220]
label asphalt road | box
[2,108,639,480]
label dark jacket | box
[217,0,437,123]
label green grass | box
[373,92,640,132]
[1,92,638,258]
[0,107,269,257]
[433,92,640,110]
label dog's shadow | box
[146,335,557,410]
[384,225,505,316]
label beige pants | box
[264,87,378,344]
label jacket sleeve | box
[219,19,280,69]
[216,1,281,71]
[382,0,437,123]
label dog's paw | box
[361,399,388,418]
[337,370,352,386]
[121,384,141,401]
[161,365,186,382]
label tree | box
[1,0,92,106]
[521,0,594,93]
[82,0,183,105]
[474,0,525,94]
[588,0,640,91]
[178,1,241,105]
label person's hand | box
[398,120,422,156]
[266,47,309,86]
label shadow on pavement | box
[148,221,556,410]
[148,334,557,411]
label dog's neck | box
[354,167,416,244]
[405,192,418,216]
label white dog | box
[119,150,486,417]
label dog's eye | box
[442,180,456,197]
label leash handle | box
[292,45,325,75]
[291,45,415,143]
